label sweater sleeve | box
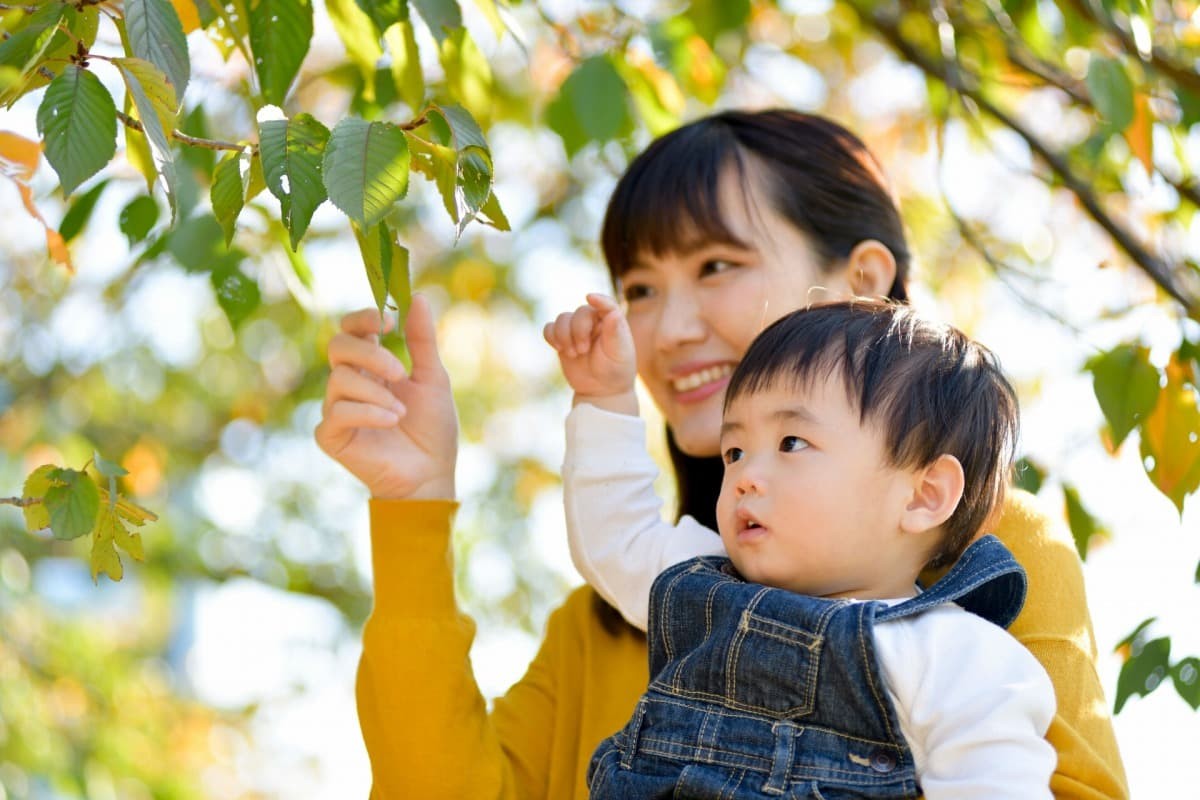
[876,605,1057,800]
[562,403,726,631]
[357,499,547,800]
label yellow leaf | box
[1140,355,1200,514]
[171,0,201,33]
[1124,91,1153,175]
[90,505,124,582]
[0,130,75,271]
[99,487,158,525]
[124,98,157,192]
[21,464,59,532]
[0,130,39,177]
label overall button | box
[869,750,896,773]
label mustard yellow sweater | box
[357,492,1128,799]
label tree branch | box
[1,497,39,507]
[853,1,1198,317]
[116,110,251,153]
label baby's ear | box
[900,454,964,534]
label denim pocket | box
[726,610,822,717]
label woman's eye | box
[700,260,735,276]
[723,447,743,464]
[780,436,808,452]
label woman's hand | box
[544,293,638,416]
[315,294,458,500]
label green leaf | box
[383,19,423,110]
[43,468,101,541]
[211,264,261,328]
[259,112,330,248]
[1086,56,1134,131]
[119,195,160,244]
[93,451,129,478]
[1062,484,1106,561]
[1173,657,1200,710]
[438,26,491,124]
[545,55,632,157]
[126,0,191,105]
[478,182,509,231]
[169,213,242,272]
[211,149,249,245]
[21,464,59,533]
[1084,343,1160,449]
[1115,635,1170,713]
[249,0,313,105]
[0,2,67,104]
[420,103,495,237]
[411,0,460,43]
[352,220,410,320]
[58,179,109,242]
[685,0,749,44]
[355,0,406,34]
[1012,456,1045,495]
[36,66,117,196]
[114,57,180,221]
[323,116,409,227]
[325,0,382,102]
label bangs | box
[601,121,750,280]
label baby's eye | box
[722,447,743,464]
[779,436,808,452]
[622,283,653,303]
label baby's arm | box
[546,296,726,631]
[877,606,1057,799]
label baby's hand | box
[544,294,637,410]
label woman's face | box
[620,173,854,457]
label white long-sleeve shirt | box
[562,403,1057,799]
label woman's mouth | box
[670,364,734,404]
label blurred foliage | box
[2,0,1200,793]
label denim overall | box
[588,534,1027,799]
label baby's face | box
[714,375,917,599]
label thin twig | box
[116,109,250,153]
[0,497,39,508]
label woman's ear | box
[900,454,965,535]
[842,240,897,299]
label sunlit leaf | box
[352,220,411,320]
[100,487,159,526]
[1085,343,1160,449]
[1125,91,1153,174]
[90,504,124,582]
[211,264,261,327]
[211,149,249,245]
[472,0,503,37]
[36,66,117,196]
[355,0,405,35]
[126,0,191,106]
[21,464,58,532]
[438,26,492,124]
[119,194,160,244]
[323,116,409,227]
[415,103,496,236]
[43,469,101,541]
[1139,354,1200,515]
[249,0,313,105]
[325,0,382,101]
[1086,55,1134,131]
[411,0,460,43]
[171,0,202,33]
[545,55,632,157]
[1062,483,1107,560]
[616,50,684,136]
[0,1,66,103]
[114,57,180,220]
[383,19,423,110]
[199,0,251,62]
[686,0,749,44]
[259,112,330,248]
[59,179,109,242]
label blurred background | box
[1,0,1198,796]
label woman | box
[315,110,1128,799]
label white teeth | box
[672,364,733,392]
[747,521,760,529]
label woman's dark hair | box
[725,300,1019,569]
[600,109,913,532]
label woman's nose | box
[655,287,706,352]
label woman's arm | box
[562,403,725,631]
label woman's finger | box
[328,332,408,383]
[325,365,407,416]
[340,308,396,342]
[316,401,403,448]
[405,294,450,386]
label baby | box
[545,297,1056,799]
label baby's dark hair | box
[724,300,1019,568]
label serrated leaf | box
[353,220,410,320]
[325,0,381,101]
[355,0,405,35]
[43,469,101,541]
[383,19,423,110]
[546,55,632,157]
[21,464,59,532]
[1173,657,1200,710]
[1139,354,1200,515]
[420,103,494,236]
[1086,56,1134,132]
[1115,635,1170,713]
[36,66,117,196]
[126,0,190,106]
[120,194,160,244]
[259,112,330,248]
[115,57,180,221]
[323,117,409,227]
[1085,343,1160,449]
[91,504,124,582]
[411,0,460,43]
[211,265,261,327]
[249,0,312,106]
[3,4,99,105]
[59,179,109,242]
[211,149,249,245]
[1062,484,1106,560]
